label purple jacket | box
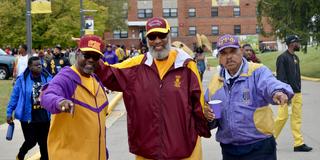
[103,51,118,64]
[205,59,294,145]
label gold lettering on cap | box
[88,40,101,51]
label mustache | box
[226,60,236,64]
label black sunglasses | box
[81,53,101,61]
[147,33,168,41]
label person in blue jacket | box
[6,56,52,160]
[204,34,294,160]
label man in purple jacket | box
[204,34,294,160]
[103,44,118,64]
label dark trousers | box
[221,137,277,160]
[18,121,50,160]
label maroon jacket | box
[96,49,211,159]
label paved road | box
[105,68,320,160]
[0,68,319,160]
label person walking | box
[13,44,29,84]
[103,44,118,64]
[274,35,313,152]
[43,44,70,76]
[204,34,294,160]
[242,44,261,63]
[7,56,52,160]
[194,47,206,81]
[95,17,210,159]
[40,35,109,160]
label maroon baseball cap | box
[79,35,104,56]
[145,17,170,36]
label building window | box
[188,26,196,35]
[233,7,240,17]
[163,8,177,18]
[234,25,241,34]
[211,25,219,35]
[113,30,128,38]
[188,8,196,17]
[170,27,178,37]
[256,25,261,34]
[138,9,153,18]
[211,7,218,17]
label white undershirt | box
[17,55,29,76]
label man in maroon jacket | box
[95,17,210,159]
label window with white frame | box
[138,9,153,18]
[233,7,240,16]
[211,25,219,35]
[170,27,178,37]
[234,25,241,34]
[211,7,218,17]
[188,26,196,35]
[163,8,177,18]
[188,8,196,17]
[113,30,128,38]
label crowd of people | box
[5,17,312,160]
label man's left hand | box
[273,91,288,105]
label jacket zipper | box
[95,97,101,160]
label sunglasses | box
[147,33,168,41]
[81,53,101,61]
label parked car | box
[0,49,15,80]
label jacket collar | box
[219,58,249,82]
[144,47,192,69]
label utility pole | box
[80,0,85,36]
[80,0,97,36]
[26,0,32,55]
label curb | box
[301,76,320,82]
[26,92,124,160]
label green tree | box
[257,0,320,52]
[0,0,126,49]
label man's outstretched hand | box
[58,99,74,114]
[273,91,288,105]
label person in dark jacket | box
[43,44,70,76]
[242,44,261,63]
[194,47,206,81]
[7,56,52,160]
[274,35,313,152]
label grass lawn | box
[0,80,13,124]
[206,47,320,78]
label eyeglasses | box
[81,53,101,61]
[147,33,168,41]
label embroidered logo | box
[88,40,101,51]
[50,60,56,74]
[242,88,250,104]
[174,75,181,88]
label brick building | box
[104,0,275,51]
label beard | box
[147,37,171,60]
[294,46,300,51]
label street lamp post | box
[26,0,32,55]
[80,0,97,36]
[80,0,85,36]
